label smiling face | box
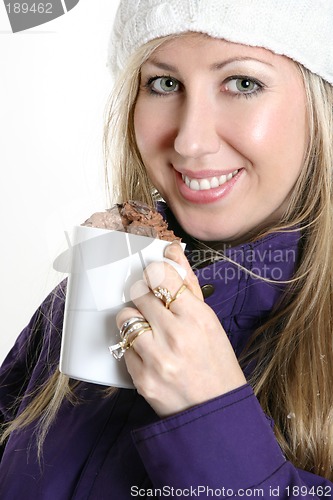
[134,33,308,244]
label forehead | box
[143,32,295,72]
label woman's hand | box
[116,241,246,417]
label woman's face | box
[134,34,308,244]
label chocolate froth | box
[82,200,180,241]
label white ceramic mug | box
[55,226,185,388]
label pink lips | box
[175,168,243,204]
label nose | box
[174,93,221,159]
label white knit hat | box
[108,0,333,85]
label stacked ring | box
[120,317,150,340]
[119,316,144,338]
[109,283,187,359]
[153,283,187,309]
[109,317,152,360]
[126,327,151,348]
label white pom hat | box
[108,0,333,85]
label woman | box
[1,0,333,497]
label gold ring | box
[125,326,152,348]
[152,286,173,308]
[119,316,145,338]
[121,320,150,340]
[153,283,187,309]
[109,316,151,360]
[169,284,187,307]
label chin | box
[168,203,250,244]
[183,221,250,247]
[182,223,233,244]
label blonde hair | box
[247,66,333,478]
[2,34,333,479]
[104,37,172,207]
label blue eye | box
[148,76,180,95]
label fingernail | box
[171,238,182,245]
[164,244,178,259]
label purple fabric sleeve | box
[0,282,65,423]
[132,384,333,498]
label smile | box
[181,170,239,191]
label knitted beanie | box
[108,0,333,85]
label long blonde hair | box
[2,34,333,479]
[248,66,333,477]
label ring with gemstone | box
[109,317,151,360]
[119,316,145,339]
[152,283,187,309]
[120,317,150,340]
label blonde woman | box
[1,0,333,498]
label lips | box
[182,170,239,191]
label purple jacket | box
[1,211,333,499]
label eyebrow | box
[146,56,274,73]
[210,57,274,70]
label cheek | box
[133,103,171,193]
[134,100,175,159]
[228,100,307,173]
[134,105,152,157]
[249,107,300,149]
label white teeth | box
[210,177,219,188]
[182,170,239,191]
[189,179,200,191]
[199,179,211,190]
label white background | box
[0,0,119,363]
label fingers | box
[116,306,145,329]
[114,241,200,361]
[118,242,200,325]
[164,241,203,300]
[140,261,193,317]
[116,306,154,360]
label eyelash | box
[144,75,180,97]
[144,74,265,99]
[224,75,265,100]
